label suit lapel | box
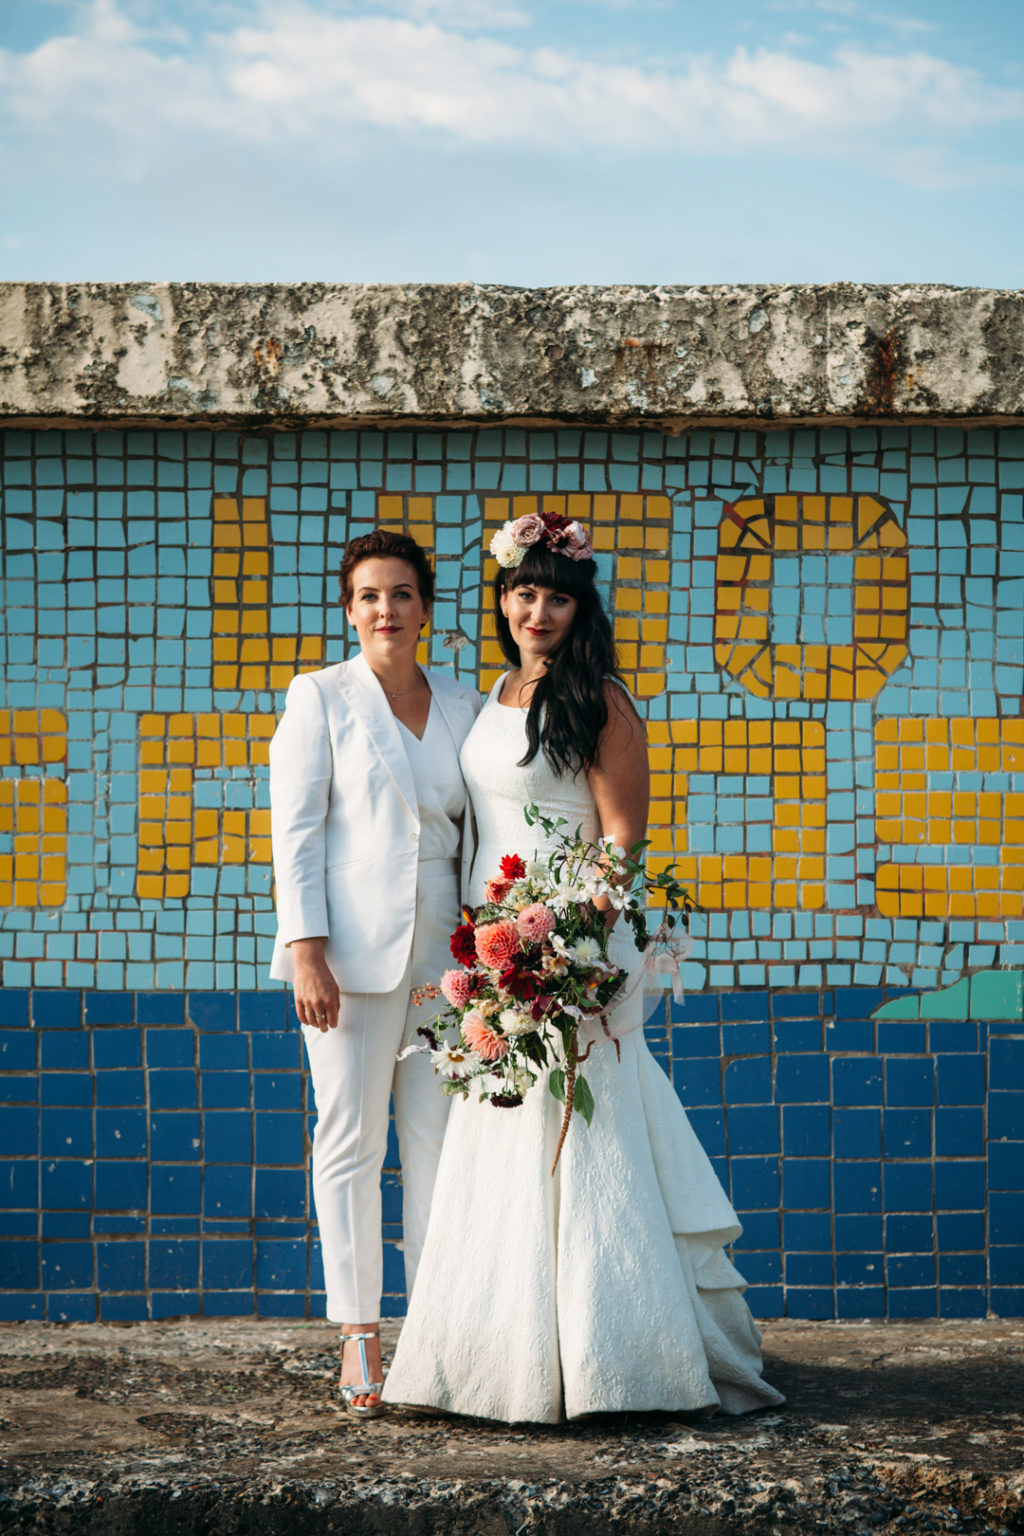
[428,669,476,750]
[341,652,419,824]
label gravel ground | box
[1,1317,1022,1535]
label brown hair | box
[339,529,435,607]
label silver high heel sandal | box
[339,1329,386,1419]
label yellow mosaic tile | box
[874,717,1024,917]
[0,777,67,907]
[646,720,826,909]
[0,713,69,909]
[211,497,324,689]
[134,713,277,899]
[715,494,908,702]
[0,710,67,768]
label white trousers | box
[302,861,458,1321]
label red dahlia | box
[450,922,477,966]
[500,854,527,880]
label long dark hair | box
[494,543,624,776]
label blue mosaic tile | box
[4,418,1024,1318]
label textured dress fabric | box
[383,680,785,1422]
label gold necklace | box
[381,671,424,700]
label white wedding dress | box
[383,679,784,1422]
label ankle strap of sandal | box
[341,1330,379,1344]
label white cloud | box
[768,0,936,33]
[391,0,531,27]
[1,0,1021,179]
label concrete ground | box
[0,1317,1022,1535]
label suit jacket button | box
[409,831,419,842]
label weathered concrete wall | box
[1,282,1022,430]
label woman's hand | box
[289,938,340,1031]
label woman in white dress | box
[383,512,784,1422]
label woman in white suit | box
[269,529,480,1417]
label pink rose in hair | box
[463,1012,509,1061]
[516,903,556,944]
[563,521,593,561]
[440,968,473,1009]
[475,919,521,970]
[511,514,547,546]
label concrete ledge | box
[1,1318,1022,1535]
[1,283,1022,430]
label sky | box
[0,0,1021,286]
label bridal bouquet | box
[414,806,695,1172]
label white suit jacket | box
[268,652,481,994]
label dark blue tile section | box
[726,1105,779,1155]
[990,1040,1024,1091]
[782,1105,831,1157]
[149,1240,199,1290]
[0,1033,38,1072]
[93,1030,143,1069]
[137,993,185,1026]
[84,993,133,1026]
[40,1032,89,1070]
[1,992,30,1029]
[96,1109,147,1160]
[145,1030,195,1068]
[95,1161,148,1212]
[186,993,236,1031]
[1,984,1021,1321]
[30,992,82,1029]
[240,992,291,1032]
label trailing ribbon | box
[641,917,694,1004]
[578,919,694,1046]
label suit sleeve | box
[269,673,333,946]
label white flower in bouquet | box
[431,1041,482,1078]
[498,1006,537,1036]
[569,936,603,967]
[511,1065,537,1096]
[599,836,627,859]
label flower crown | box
[490,510,594,570]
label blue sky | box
[0,0,1022,285]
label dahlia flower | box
[490,526,525,568]
[440,968,473,1009]
[450,922,477,966]
[570,936,603,966]
[463,1012,509,1061]
[517,902,556,943]
[498,1006,537,1036]
[475,918,520,970]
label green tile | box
[872,994,922,1021]
[968,970,1024,1021]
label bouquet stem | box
[551,1036,577,1177]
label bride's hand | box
[289,938,340,1030]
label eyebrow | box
[355,582,415,595]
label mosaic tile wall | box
[1,424,1022,1321]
